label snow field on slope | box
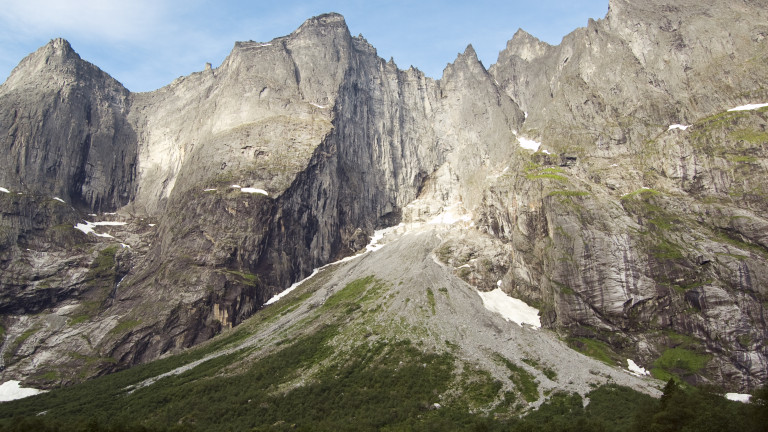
[627,359,650,376]
[230,185,268,195]
[0,380,45,402]
[668,124,690,131]
[728,103,768,112]
[74,220,128,238]
[725,393,752,403]
[477,288,541,328]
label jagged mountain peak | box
[42,37,77,58]
[1,36,129,96]
[496,29,552,64]
[2,37,81,87]
[299,11,346,26]
[28,37,80,64]
[292,11,350,37]
[442,43,486,80]
[461,43,477,58]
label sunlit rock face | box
[1,1,767,392]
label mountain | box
[0,0,767,414]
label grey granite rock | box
[1,2,767,393]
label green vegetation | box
[108,319,142,335]
[730,128,768,144]
[0,326,475,431]
[4,380,766,432]
[436,243,454,263]
[87,244,119,281]
[670,279,712,293]
[651,347,710,381]
[525,163,569,182]
[67,300,105,326]
[567,337,620,366]
[620,189,682,233]
[522,357,557,380]
[322,276,375,310]
[547,189,590,197]
[0,329,766,432]
[727,154,759,163]
[713,229,768,258]
[620,188,693,265]
[66,315,91,326]
[3,327,40,364]
[426,288,436,314]
[527,173,568,181]
[457,367,503,409]
[220,269,261,287]
[552,280,576,295]
[621,188,661,201]
[493,353,539,402]
[650,238,685,260]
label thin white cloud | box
[0,0,169,43]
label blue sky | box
[0,0,608,92]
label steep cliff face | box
[1,2,767,393]
[477,0,768,390]
[0,39,136,212]
[102,16,525,367]
[490,0,768,154]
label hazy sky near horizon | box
[0,0,608,92]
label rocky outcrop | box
[478,0,768,390]
[490,0,768,154]
[0,39,136,212]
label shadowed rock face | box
[0,3,767,392]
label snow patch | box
[204,188,217,192]
[120,243,131,249]
[53,197,65,203]
[497,280,502,287]
[477,288,541,328]
[240,187,268,196]
[728,103,768,112]
[725,393,752,403]
[74,221,127,238]
[0,187,9,193]
[518,136,541,151]
[668,124,690,131]
[0,380,45,402]
[265,267,321,306]
[310,103,327,109]
[627,359,650,376]
[230,185,242,189]
[148,223,156,227]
